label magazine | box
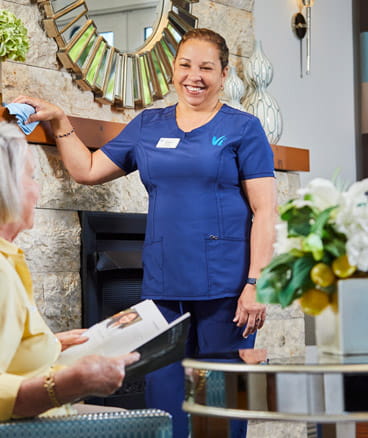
[57,300,191,378]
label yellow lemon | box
[299,289,330,316]
[310,263,335,288]
[330,292,338,313]
[332,254,357,278]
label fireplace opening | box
[79,210,147,409]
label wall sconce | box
[292,0,315,77]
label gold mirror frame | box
[37,0,198,108]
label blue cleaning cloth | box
[4,103,39,135]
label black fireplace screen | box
[79,210,147,408]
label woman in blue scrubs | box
[15,28,277,437]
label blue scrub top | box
[101,104,274,301]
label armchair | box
[0,409,172,438]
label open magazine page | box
[57,300,169,366]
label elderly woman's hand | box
[12,95,66,124]
[72,353,140,398]
[55,329,88,351]
[233,285,266,338]
[13,352,141,417]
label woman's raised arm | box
[12,96,125,185]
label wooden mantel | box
[0,107,309,172]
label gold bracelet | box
[55,128,75,139]
[44,371,62,407]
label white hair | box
[0,122,28,225]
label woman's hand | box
[12,96,124,186]
[12,95,66,124]
[55,329,88,352]
[13,352,140,418]
[233,284,266,338]
[72,353,140,397]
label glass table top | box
[182,346,368,373]
[182,346,368,423]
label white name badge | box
[155,138,180,149]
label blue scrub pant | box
[145,299,256,438]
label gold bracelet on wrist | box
[54,128,75,139]
[44,371,62,408]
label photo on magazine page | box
[106,308,142,329]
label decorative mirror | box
[37,0,198,108]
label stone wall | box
[4,1,307,436]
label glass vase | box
[315,278,368,355]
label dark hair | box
[175,28,229,70]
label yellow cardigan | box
[0,237,71,420]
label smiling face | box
[173,38,228,111]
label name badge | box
[155,138,180,149]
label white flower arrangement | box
[335,179,368,271]
[257,177,368,315]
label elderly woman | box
[0,121,139,421]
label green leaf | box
[278,200,295,216]
[278,256,315,308]
[256,286,280,304]
[261,264,291,291]
[324,238,346,258]
[281,206,314,237]
[310,206,336,236]
[290,248,305,257]
[302,233,324,260]
[259,252,295,273]
[257,253,298,305]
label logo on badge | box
[212,135,227,146]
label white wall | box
[91,7,156,51]
[254,0,356,185]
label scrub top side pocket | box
[205,237,249,297]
